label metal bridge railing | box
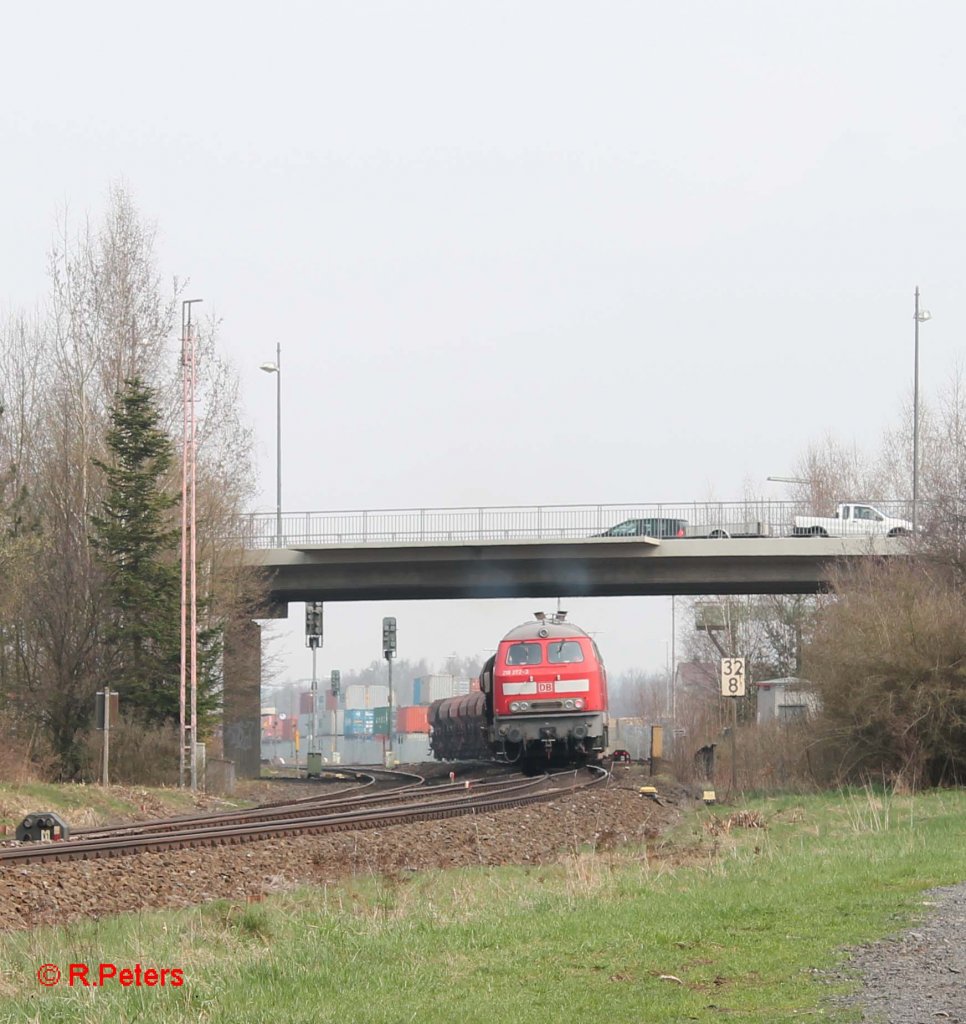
[238,500,916,549]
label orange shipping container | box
[396,705,429,734]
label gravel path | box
[843,882,966,1023]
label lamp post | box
[913,288,932,535]
[259,343,282,546]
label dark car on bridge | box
[598,518,687,538]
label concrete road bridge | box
[223,500,912,777]
[240,499,913,604]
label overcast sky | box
[3,2,965,687]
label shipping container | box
[393,678,416,706]
[413,674,456,705]
[344,684,366,709]
[299,692,315,715]
[344,684,390,710]
[344,708,375,737]
[373,706,390,736]
[299,709,343,740]
[396,705,429,734]
[394,733,433,762]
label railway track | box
[70,767,421,839]
[0,768,607,866]
[72,770,539,840]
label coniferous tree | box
[91,377,182,723]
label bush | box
[77,716,180,786]
[805,558,966,788]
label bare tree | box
[790,435,893,514]
[0,185,263,776]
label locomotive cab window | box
[547,641,584,664]
[505,642,542,666]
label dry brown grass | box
[75,717,180,786]
[0,715,47,783]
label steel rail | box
[70,768,421,837]
[0,770,606,866]
[70,771,381,837]
[72,773,537,841]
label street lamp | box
[259,343,282,546]
[913,287,932,535]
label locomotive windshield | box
[547,640,584,664]
[505,642,542,666]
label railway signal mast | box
[330,669,341,761]
[382,617,397,766]
[306,602,324,773]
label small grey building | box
[755,677,819,724]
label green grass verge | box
[1,788,964,1024]
[0,781,250,836]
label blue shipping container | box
[344,708,375,737]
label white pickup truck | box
[792,503,913,538]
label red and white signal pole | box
[180,299,202,790]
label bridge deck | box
[245,535,907,608]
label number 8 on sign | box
[720,657,746,697]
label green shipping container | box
[373,706,390,736]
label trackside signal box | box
[306,752,324,777]
[95,691,119,730]
[17,812,70,842]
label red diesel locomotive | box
[427,613,609,770]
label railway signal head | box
[305,601,323,645]
[382,616,397,659]
[331,669,341,696]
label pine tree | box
[91,377,182,723]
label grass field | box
[0,783,201,834]
[1,786,964,1024]
[0,780,254,837]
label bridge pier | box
[223,617,262,779]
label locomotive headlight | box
[564,699,575,709]
[516,701,529,711]
[574,698,585,709]
[509,701,520,712]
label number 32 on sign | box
[720,658,746,697]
